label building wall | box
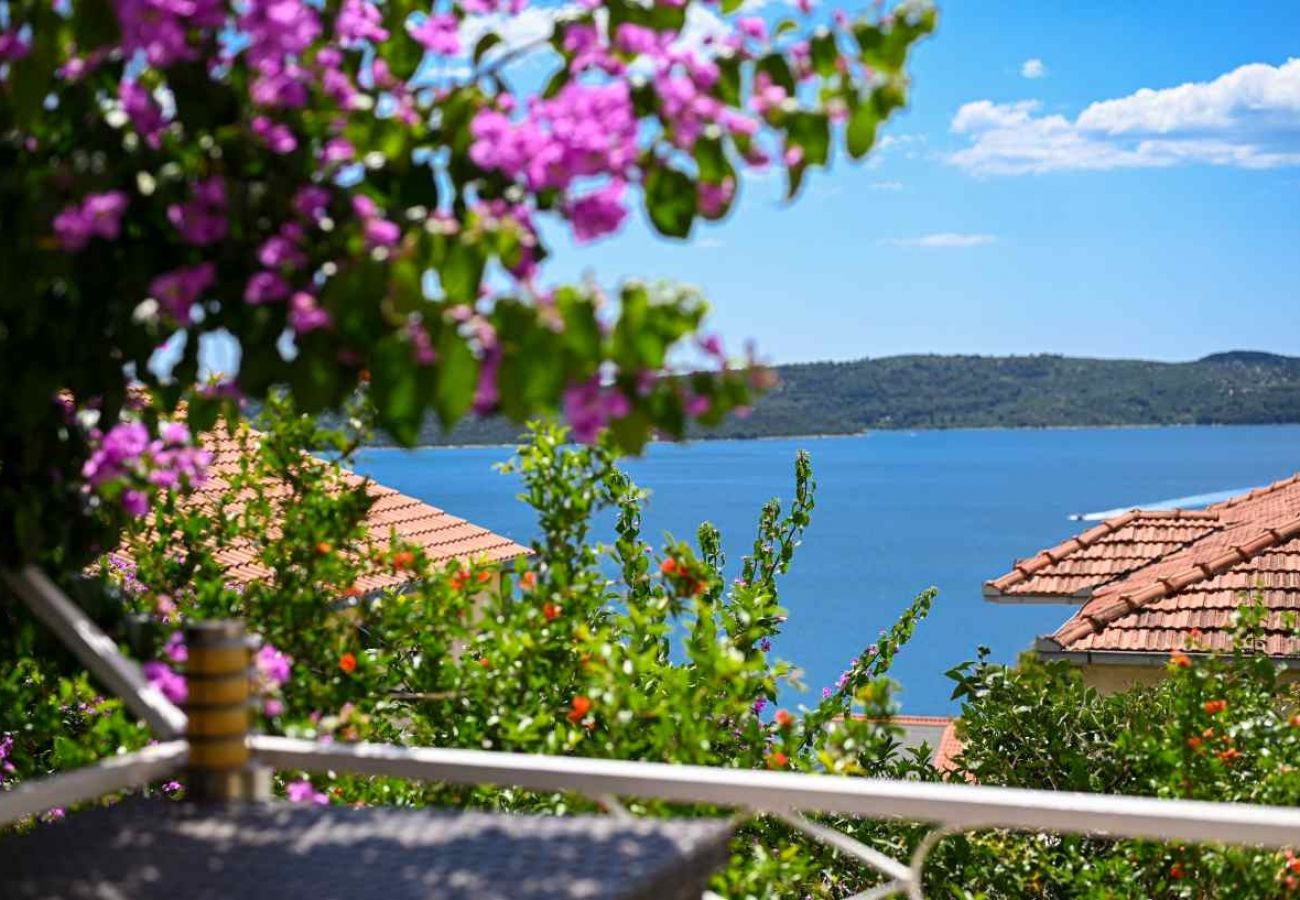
[1080,662,1300,695]
[1079,664,1166,695]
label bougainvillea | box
[0,0,934,567]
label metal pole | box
[184,620,269,801]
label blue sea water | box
[353,425,1300,715]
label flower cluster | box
[82,420,211,517]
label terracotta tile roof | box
[112,424,528,594]
[992,472,1300,658]
[932,719,964,775]
[985,509,1222,600]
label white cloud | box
[868,180,904,191]
[883,233,997,248]
[949,58,1300,176]
[1021,58,1046,79]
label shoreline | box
[357,420,1300,453]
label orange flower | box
[316,541,333,556]
[1203,699,1227,715]
[542,602,561,621]
[767,751,789,769]
[1291,714,1300,728]
[660,558,678,576]
[568,695,592,724]
[478,657,491,668]
[477,570,492,584]
[358,369,371,384]
[692,579,707,596]
[392,550,415,571]
[338,652,357,674]
[1216,747,1241,763]
[1186,736,1203,750]
[519,571,537,591]
[1169,652,1192,669]
[1169,863,1185,880]
[449,568,469,591]
[774,709,794,729]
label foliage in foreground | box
[3,403,1300,897]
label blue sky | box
[539,0,1300,365]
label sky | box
[538,0,1300,366]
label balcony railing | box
[3,564,1299,899]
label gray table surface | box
[0,798,733,900]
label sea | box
[353,425,1300,714]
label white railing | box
[5,565,1300,900]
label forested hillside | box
[362,351,1300,446]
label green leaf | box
[809,29,839,78]
[846,94,880,159]
[438,239,485,302]
[473,32,503,65]
[644,166,696,239]
[786,111,830,167]
[370,334,423,443]
[434,330,477,427]
[73,0,122,50]
[756,54,796,96]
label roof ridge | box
[985,507,1220,592]
[1053,514,1300,646]
[1208,472,1300,511]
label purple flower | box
[114,0,224,67]
[336,0,388,44]
[293,186,331,221]
[245,271,291,305]
[143,661,187,705]
[163,632,188,663]
[288,292,331,333]
[52,192,129,252]
[120,81,166,148]
[362,217,400,249]
[263,698,284,717]
[251,116,298,154]
[737,16,767,41]
[121,488,150,517]
[614,23,661,55]
[286,779,328,805]
[567,181,627,243]
[752,697,768,715]
[167,177,228,246]
[150,262,215,325]
[563,377,632,444]
[0,30,31,61]
[258,233,307,269]
[256,644,292,687]
[409,13,459,55]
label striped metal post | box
[184,620,269,801]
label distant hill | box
[362,351,1300,446]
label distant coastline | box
[359,420,1300,453]
[353,350,1300,449]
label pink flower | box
[251,116,298,154]
[614,23,661,55]
[0,30,31,61]
[563,377,631,444]
[150,262,215,325]
[167,178,228,246]
[256,644,292,686]
[697,179,735,218]
[737,16,767,41]
[288,292,331,333]
[286,779,328,805]
[293,186,331,221]
[409,13,459,55]
[363,217,401,249]
[245,271,291,304]
[122,489,150,517]
[567,182,628,243]
[118,80,165,146]
[258,233,306,269]
[53,192,129,252]
[336,0,388,45]
[143,661,187,704]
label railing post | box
[184,620,269,801]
